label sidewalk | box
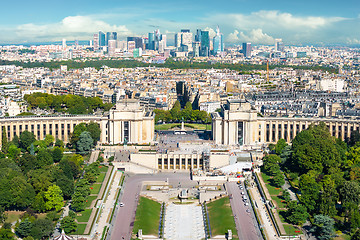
[92,169,123,237]
[257,172,286,235]
[82,165,113,234]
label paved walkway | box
[282,176,298,202]
[92,169,123,237]
[83,165,114,234]
[89,150,100,163]
[249,186,281,240]
[257,172,286,235]
[164,203,205,240]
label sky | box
[0,0,359,46]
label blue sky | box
[0,0,359,45]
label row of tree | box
[24,92,113,114]
[154,100,211,123]
[0,59,339,74]
[267,123,360,239]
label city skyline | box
[0,0,359,45]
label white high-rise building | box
[181,32,193,52]
[108,40,116,56]
[62,39,66,50]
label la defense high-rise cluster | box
[91,26,228,57]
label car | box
[245,202,249,206]
[120,202,124,207]
[241,191,245,195]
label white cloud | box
[201,10,349,45]
[8,15,132,42]
[346,38,360,45]
[227,29,274,44]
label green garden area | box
[207,197,238,239]
[261,123,360,240]
[132,197,162,236]
[72,163,110,234]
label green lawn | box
[76,209,92,223]
[90,183,102,195]
[6,211,23,223]
[261,172,272,183]
[99,165,108,173]
[207,197,238,239]
[266,184,282,196]
[73,224,87,235]
[132,197,161,236]
[85,195,97,208]
[155,123,211,131]
[96,172,106,183]
[272,195,287,209]
[283,224,302,236]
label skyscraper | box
[106,32,117,46]
[242,43,252,58]
[195,29,202,42]
[200,31,210,57]
[93,33,99,50]
[181,30,193,52]
[275,38,284,52]
[175,30,193,52]
[62,39,66,50]
[127,37,143,49]
[175,33,182,49]
[108,39,116,56]
[99,31,106,47]
[213,26,224,55]
[148,32,155,50]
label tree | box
[11,134,19,148]
[60,216,77,234]
[285,201,309,225]
[70,123,87,148]
[77,131,93,154]
[55,138,64,148]
[36,148,53,167]
[349,131,360,147]
[32,193,46,213]
[290,123,341,174]
[86,122,101,145]
[7,144,21,160]
[299,171,321,214]
[20,131,36,151]
[263,154,281,176]
[272,171,285,187]
[310,215,335,240]
[340,181,360,208]
[318,175,338,217]
[56,175,74,200]
[351,229,360,240]
[44,185,64,212]
[29,143,35,155]
[52,147,63,163]
[43,134,54,147]
[1,126,8,153]
[71,194,86,212]
[0,206,6,223]
[170,100,181,120]
[0,228,14,240]
[29,218,53,240]
[282,190,291,203]
[15,218,33,238]
[275,138,288,155]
